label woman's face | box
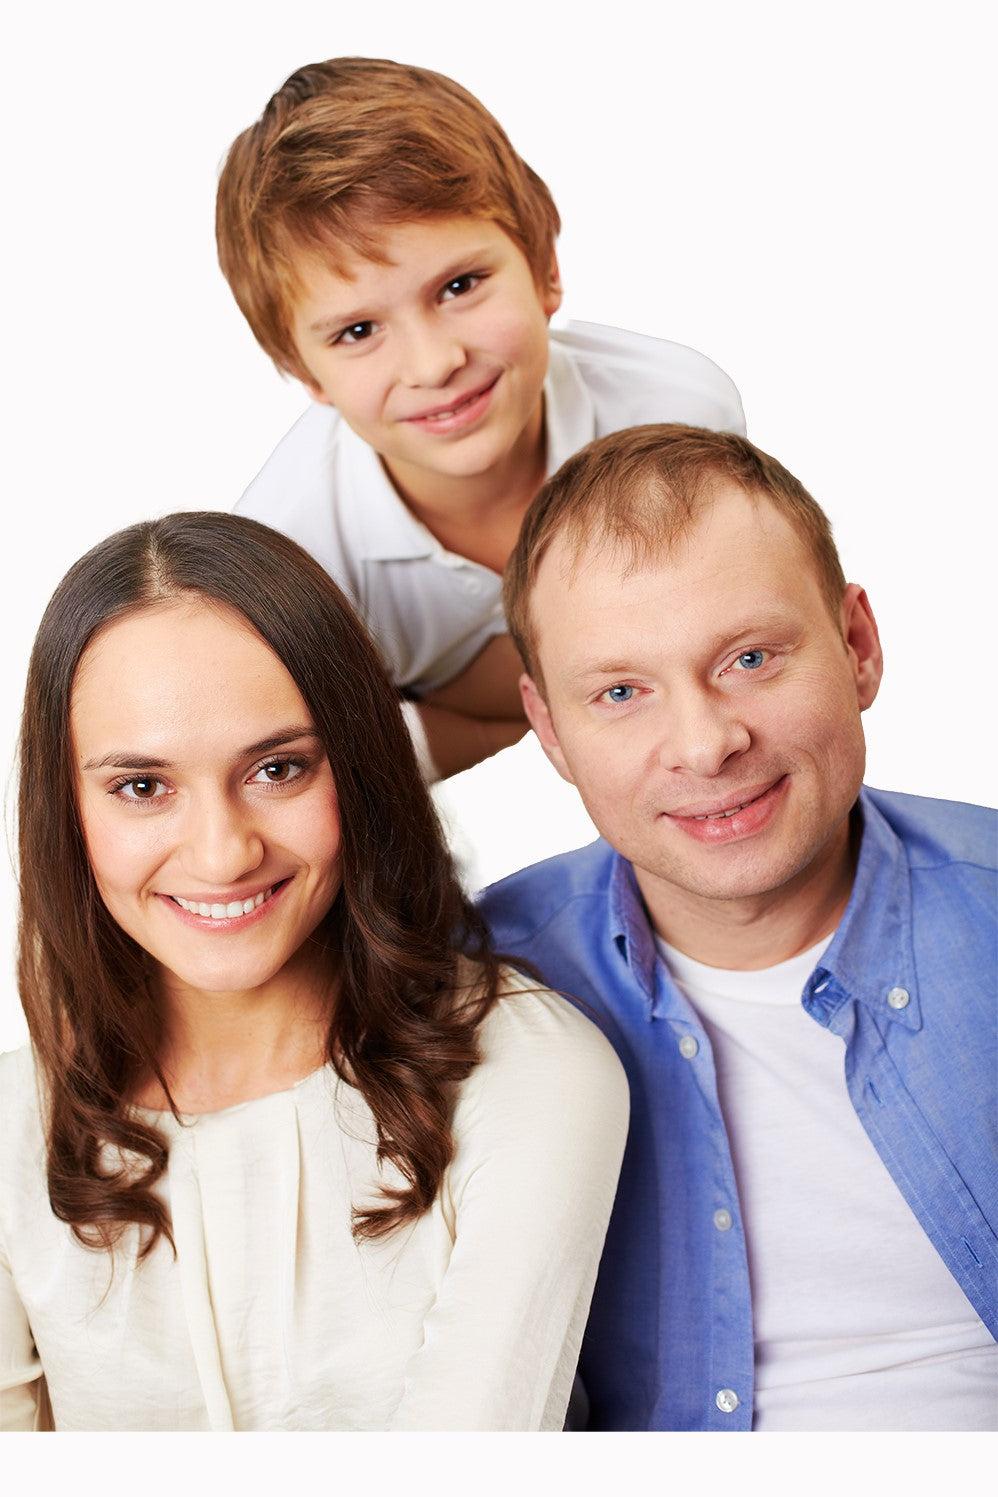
[71,598,343,1008]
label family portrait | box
[1,0,993,1464]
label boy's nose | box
[397,321,467,389]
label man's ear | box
[542,249,563,319]
[840,584,883,711]
[520,672,575,785]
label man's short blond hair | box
[505,424,848,687]
[216,57,560,384]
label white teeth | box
[694,803,746,821]
[174,888,271,919]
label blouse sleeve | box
[387,978,629,1431]
[0,1227,49,1430]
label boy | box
[217,57,745,779]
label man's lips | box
[665,781,781,821]
[402,373,500,424]
[663,778,788,843]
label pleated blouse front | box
[0,981,629,1431]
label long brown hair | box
[17,512,502,1255]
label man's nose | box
[657,689,751,778]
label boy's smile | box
[289,217,561,515]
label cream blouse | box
[0,977,628,1431]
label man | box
[481,423,997,1431]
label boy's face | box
[520,484,884,944]
[289,217,561,507]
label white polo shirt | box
[235,321,746,694]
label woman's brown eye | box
[263,761,291,782]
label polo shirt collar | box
[334,337,598,564]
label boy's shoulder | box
[551,320,746,436]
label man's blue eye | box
[737,651,766,670]
[606,685,634,703]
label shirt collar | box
[803,788,921,1030]
[336,425,438,563]
[544,335,597,476]
[605,786,921,1028]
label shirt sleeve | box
[387,978,629,1431]
[0,1231,49,1430]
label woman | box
[0,512,627,1431]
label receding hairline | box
[516,476,847,691]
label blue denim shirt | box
[479,788,998,1430]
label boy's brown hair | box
[216,57,561,383]
[504,423,848,688]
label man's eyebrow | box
[562,619,799,683]
[80,726,320,772]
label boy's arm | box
[415,702,526,780]
[406,635,529,779]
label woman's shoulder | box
[0,1047,47,1205]
[474,965,628,1100]
[0,1046,43,1124]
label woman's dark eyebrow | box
[80,726,320,773]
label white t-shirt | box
[235,321,746,694]
[658,936,998,1431]
[0,974,628,1431]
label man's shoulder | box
[479,837,616,945]
[863,786,997,873]
[551,320,746,436]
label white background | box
[1,0,993,1068]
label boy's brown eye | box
[336,321,375,344]
[442,274,479,298]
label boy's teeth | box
[174,889,270,919]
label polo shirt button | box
[716,1388,739,1414]
[887,987,910,1010]
[713,1209,733,1232]
[678,1035,699,1059]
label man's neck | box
[637,818,860,971]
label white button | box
[713,1209,733,1232]
[679,1035,699,1059]
[716,1388,739,1413]
[887,986,910,1010]
[464,578,482,595]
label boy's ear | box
[520,672,575,785]
[542,249,563,319]
[302,378,333,407]
[840,584,883,711]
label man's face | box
[521,484,883,943]
[288,216,560,510]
